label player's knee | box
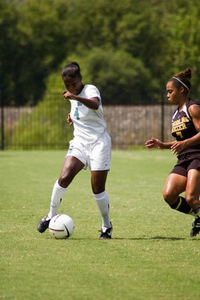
[163,189,176,205]
[92,187,105,194]
[58,174,73,188]
[92,184,105,194]
[163,189,170,203]
[185,192,195,206]
[91,179,106,194]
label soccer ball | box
[49,214,75,239]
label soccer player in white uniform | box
[37,62,112,239]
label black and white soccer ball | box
[49,214,75,239]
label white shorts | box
[66,132,111,171]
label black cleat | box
[190,217,200,237]
[37,215,51,233]
[99,223,113,239]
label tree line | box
[1,0,200,106]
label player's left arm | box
[171,104,200,155]
[63,91,99,110]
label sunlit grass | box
[0,150,199,300]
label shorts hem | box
[66,153,86,167]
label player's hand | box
[62,90,76,100]
[145,138,163,149]
[170,140,187,155]
[67,114,73,125]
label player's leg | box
[90,133,112,239]
[49,156,85,217]
[185,168,200,236]
[163,173,193,214]
[91,170,112,239]
[37,156,84,233]
[58,155,85,188]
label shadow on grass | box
[113,236,185,241]
[61,236,200,241]
[70,236,185,241]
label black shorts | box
[171,155,200,177]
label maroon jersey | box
[171,98,200,156]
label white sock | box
[48,180,67,219]
[93,191,111,229]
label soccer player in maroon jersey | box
[145,68,200,237]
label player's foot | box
[190,217,200,237]
[37,215,51,233]
[99,223,113,239]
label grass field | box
[0,149,200,300]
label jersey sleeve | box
[85,85,101,101]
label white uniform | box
[66,85,111,171]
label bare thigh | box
[163,173,187,205]
[58,156,85,188]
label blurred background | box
[1,0,200,149]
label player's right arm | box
[145,138,175,149]
[63,90,99,110]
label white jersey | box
[69,84,107,143]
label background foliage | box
[1,0,200,105]
[5,95,73,149]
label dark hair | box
[169,68,192,92]
[61,62,81,78]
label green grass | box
[0,150,200,300]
